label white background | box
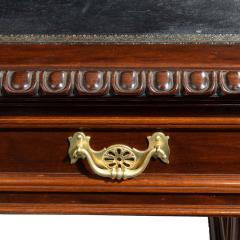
[0,215,209,240]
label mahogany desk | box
[1,1,240,239]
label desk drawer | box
[0,116,240,194]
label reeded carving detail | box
[1,69,240,97]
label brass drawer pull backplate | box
[68,132,170,180]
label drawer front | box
[0,116,240,193]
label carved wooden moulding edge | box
[0,69,239,97]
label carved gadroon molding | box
[0,70,240,97]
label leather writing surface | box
[0,0,239,35]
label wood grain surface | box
[0,116,239,194]
[1,43,240,219]
[0,192,239,216]
[0,44,240,69]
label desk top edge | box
[2,34,240,44]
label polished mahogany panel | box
[0,192,239,216]
[0,128,240,175]
[0,120,240,194]
[1,43,240,225]
[1,44,240,69]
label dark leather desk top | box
[1,0,240,44]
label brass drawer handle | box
[68,132,170,180]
